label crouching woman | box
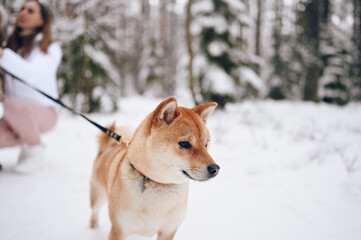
[0,0,62,173]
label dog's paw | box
[90,217,98,228]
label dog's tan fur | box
[90,97,219,240]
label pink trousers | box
[0,97,57,147]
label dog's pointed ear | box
[192,102,218,123]
[153,97,178,125]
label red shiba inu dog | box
[90,97,220,240]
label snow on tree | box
[191,0,263,108]
[53,0,121,113]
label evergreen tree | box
[55,0,120,113]
[192,0,262,108]
[290,0,354,105]
[319,0,352,105]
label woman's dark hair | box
[6,0,53,57]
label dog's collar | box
[130,163,149,193]
[130,163,146,178]
[129,163,178,193]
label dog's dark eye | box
[179,141,192,149]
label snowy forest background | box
[1,1,361,239]
[1,0,361,113]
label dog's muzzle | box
[182,164,220,181]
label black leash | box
[2,68,128,144]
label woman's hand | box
[0,47,3,57]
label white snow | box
[207,41,228,57]
[238,67,266,92]
[192,0,213,15]
[1,96,361,240]
[191,15,228,35]
[84,44,121,83]
[205,66,235,94]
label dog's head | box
[134,97,219,184]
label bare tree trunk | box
[132,0,149,94]
[139,0,150,94]
[354,0,359,35]
[165,0,177,96]
[303,0,320,102]
[159,0,171,96]
[186,0,198,105]
[270,0,284,83]
[320,0,330,24]
[255,0,263,57]
[117,2,128,97]
[132,18,141,93]
[159,0,167,49]
[357,0,361,83]
[353,0,361,100]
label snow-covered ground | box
[0,97,361,240]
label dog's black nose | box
[207,164,220,177]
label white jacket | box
[0,35,62,106]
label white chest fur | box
[113,162,189,237]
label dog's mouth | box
[182,170,211,182]
[182,170,196,180]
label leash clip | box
[106,129,130,146]
[120,138,130,147]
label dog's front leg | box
[109,225,126,240]
[157,229,177,240]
